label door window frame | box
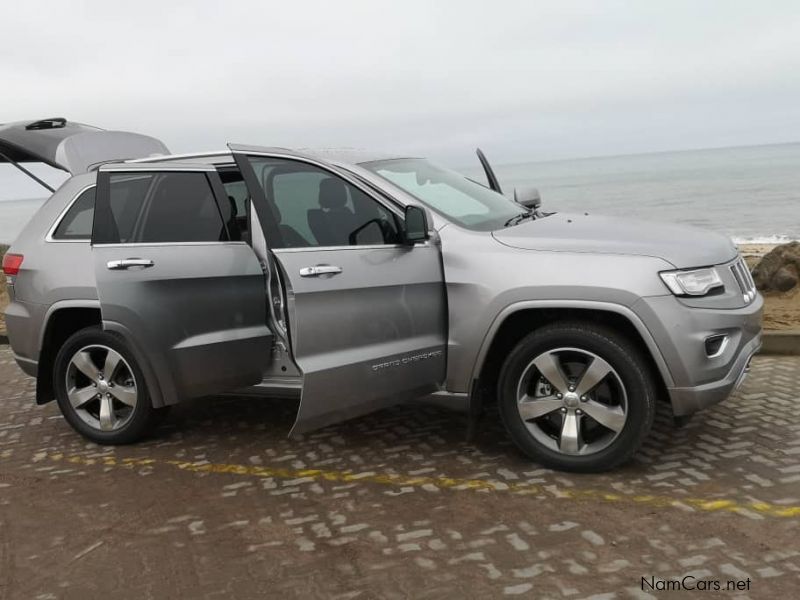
[232,150,411,253]
[92,165,245,247]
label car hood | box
[492,212,738,268]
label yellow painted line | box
[39,453,800,519]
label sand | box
[0,244,797,336]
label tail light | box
[2,253,23,276]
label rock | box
[752,241,800,292]
[773,266,798,292]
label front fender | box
[469,299,675,394]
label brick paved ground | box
[1,344,798,599]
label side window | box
[218,170,249,242]
[137,173,227,243]
[98,172,229,244]
[108,173,154,243]
[53,187,96,240]
[248,157,401,249]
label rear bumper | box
[667,333,760,416]
[5,298,40,377]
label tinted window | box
[108,173,153,243]
[138,173,227,243]
[53,187,96,240]
[246,157,401,248]
[218,169,249,242]
[102,172,228,244]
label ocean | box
[1,143,798,245]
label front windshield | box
[363,158,525,231]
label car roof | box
[127,147,417,168]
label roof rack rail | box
[25,117,67,131]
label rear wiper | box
[504,211,534,227]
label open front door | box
[91,162,272,404]
[231,145,447,434]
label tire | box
[497,321,656,472]
[53,326,161,444]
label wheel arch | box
[470,301,674,405]
[36,302,165,408]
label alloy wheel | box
[515,347,628,455]
[65,344,138,432]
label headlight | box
[659,268,723,296]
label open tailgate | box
[0,117,169,175]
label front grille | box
[729,257,757,304]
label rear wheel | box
[53,327,161,444]
[498,322,656,472]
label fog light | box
[704,334,729,358]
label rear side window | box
[53,187,96,240]
[138,173,227,243]
[95,172,229,244]
[109,174,153,242]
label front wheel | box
[53,327,162,444]
[497,322,656,472]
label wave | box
[732,235,797,244]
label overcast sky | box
[2,0,800,199]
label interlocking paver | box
[1,344,799,598]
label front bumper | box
[634,293,763,417]
[667,332,760,416]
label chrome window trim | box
[45,184,97,243]
[99,166,216,173]
[272,242,431,253]
[127,151,232,164]
[91,241,249,248]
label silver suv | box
[1,118,762,472]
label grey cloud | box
[1,0,799,200]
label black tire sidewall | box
[498,323,656,472]
[53,327,155,445]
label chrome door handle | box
[299,265,342,277]
[107,259,155,270]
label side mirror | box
[514,186,541,211]
[403,205,429,244]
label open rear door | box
[91,161,272,404]
[0,118,168,190]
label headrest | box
[319,177,348,210]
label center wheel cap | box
[98,380,109,394]
[563,392,580,408]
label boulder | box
[752,241,800,292]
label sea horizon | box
[2,141,799,245]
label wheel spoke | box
[109,385,137,407]
[518,395,563,420]
[559,410,581,454]
[99,395,116,431]
[71,351,100,382]
[103,349,123,381]
[574,356,612,397]
[68,385,97,410]
[532,352,569,394]
[581,400,626,432]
